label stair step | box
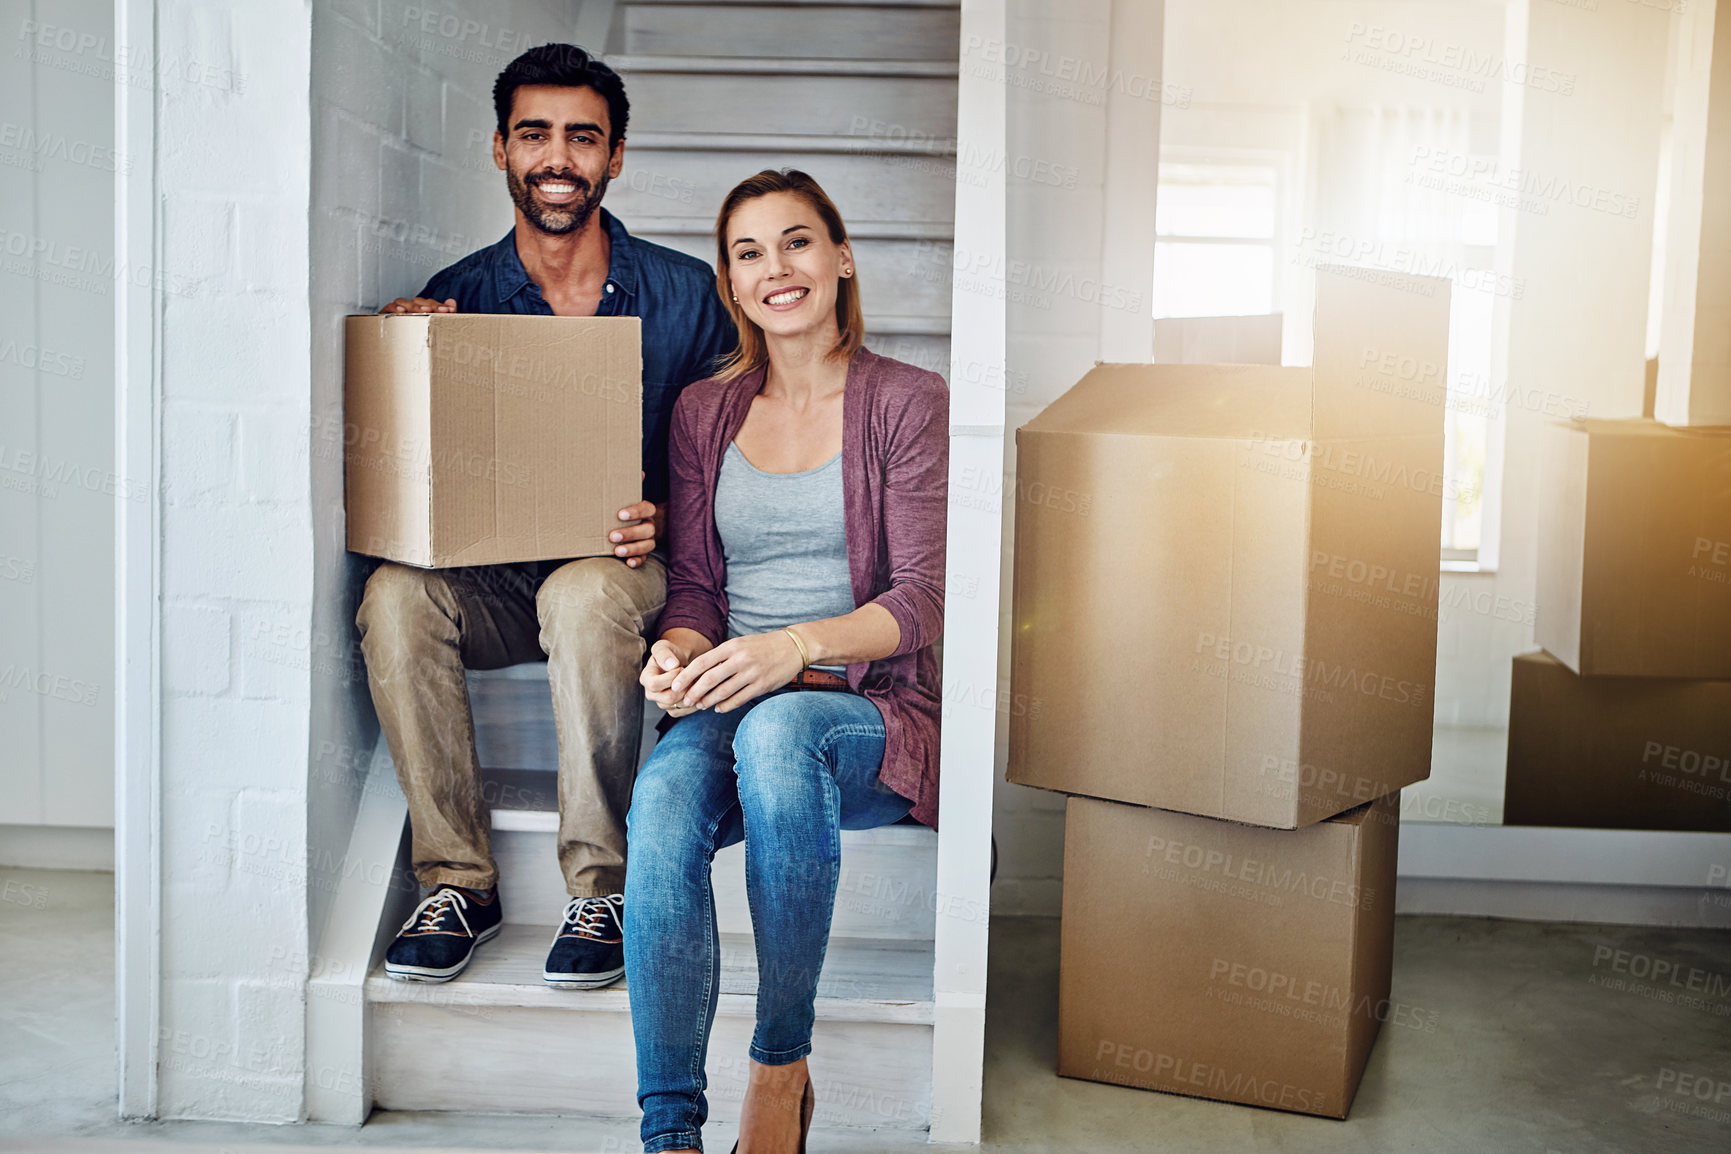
[632,232,952,325]
[625,72,956,140]
[622,4,961,63]
[491,819,939,941]
[367,923,934,1022]
[368,926,934,1126]
[628,216,954,242]
[860,333,952,379]
[627,130,956,157]
[612,54,958,78]
[624,0,959,7]
[612,145,954,239]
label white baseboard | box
[0,824,115,871]
[1398,878,1731,928]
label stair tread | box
[624,0,960,8]
[612,54,958,78]
[628,131,956,156]
[632,216,953,241]
[367,923,935,1023]
[484,780,936,849]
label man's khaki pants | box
[356,556,666,897]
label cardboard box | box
[343,313,641,568]
[1503,650,1731,832]
[1535,418,1731,679]
[1009,267,1449,827]
[1059,792,1401,1119]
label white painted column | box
[1096,0,1162,364]
[115,0,161,1121]
[932,1,1006,1142]
[142,1,317,1122]
[1657,0,1731,427]
[990,0,1163,918]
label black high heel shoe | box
[731,1076,814,1154]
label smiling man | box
[356,43,735,990]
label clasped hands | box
[641,631,807,716]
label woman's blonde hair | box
[712,169,864,382]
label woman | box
[623,169,947,1154]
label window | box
[1151,138,1495,565]
[1153,162,1280,319]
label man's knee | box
[357,564,453,657]
[538,558,661,639]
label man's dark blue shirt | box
[419,208,736,505]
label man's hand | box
[379,296,458,314]
[613,472,661,568]
[642,639,691,714]
[669,631,805,714]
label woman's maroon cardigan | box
[656,348,950,827]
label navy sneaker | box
[543,894,625,989]
[384,885,502,982]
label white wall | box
[152,0,314,1121]
[0,0,117,859]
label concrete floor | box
[4,866,1729,1153]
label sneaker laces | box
[559,893,624,940]
[400,887,473,937]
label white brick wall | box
[304,0,575,953]
[304,0,581,955]
[156,0,314,1122]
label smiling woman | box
[710,170,866,388]
[623,170,949,1154]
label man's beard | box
[507,165,609,235]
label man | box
[357,43,735,988]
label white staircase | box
[320,1,963,1137]
[603,0,961,383]
[358,664,941,1131]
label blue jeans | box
[623,689,913,1153]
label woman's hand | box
[642,639,692,715]
[670,631,806,714]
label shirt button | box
[605,283,615,293]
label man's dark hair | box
[493,44,629,151]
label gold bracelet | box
[782,626,812,669]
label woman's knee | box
[730,694,824,768]
[627,741,730,860]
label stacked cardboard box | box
[1507,418,1731,831]
[1007,267,1451,1119]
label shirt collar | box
[490,207,638,306]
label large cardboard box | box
[1503,651,1731,832]
[1009,268,1449,827]
[1059,792,1402,1119]
[343,313,641,568]
[1535,418,1731,679]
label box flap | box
[343,314,433,566]
[1022,363,1312,441]
[1311,265,1452,442]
